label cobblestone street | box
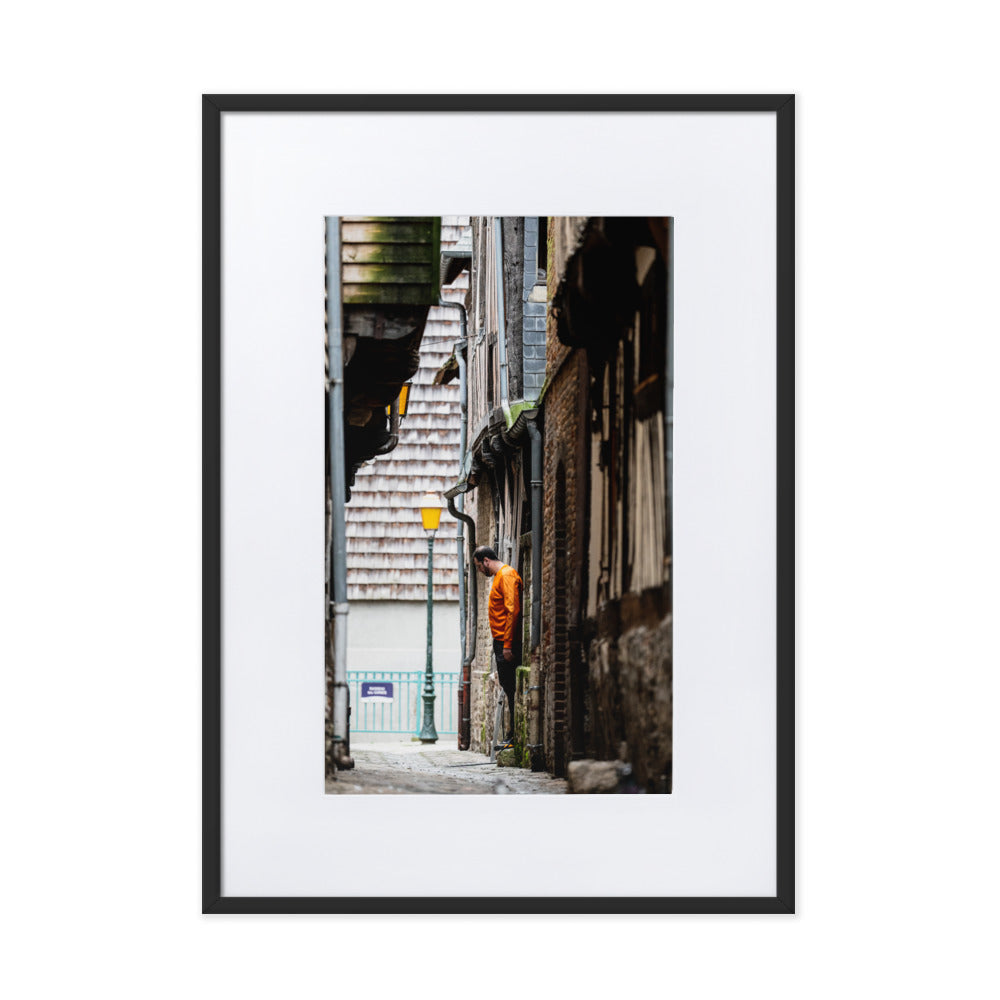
[325,740,567,794]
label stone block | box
[566,759,634,793]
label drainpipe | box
[493,217,512,427]
[325,216,353,771]
[526,413,544,772]
[437,297,470,747]
[526,416,542,649]
[454,332,468,699]
[446,489,476,750]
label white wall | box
[347,599,460,674]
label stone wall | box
[468,481,495,753]
[468,474,523,754]
[588,612,672,792]
[470,667,496,753]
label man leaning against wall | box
[473,545,522,747]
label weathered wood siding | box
[467,217,504,439]
[341,216,442,306]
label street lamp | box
[385,383,411,419]
[418,491,442,743]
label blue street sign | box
[360,682,394,702]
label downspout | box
[457,343,467,656]
[446,488,476,750]
[493,217,512,426]
[437,297,470,748]
[526,416,542,649]
[525,415,544,770]
[325,216,353,770]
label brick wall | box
[540,323,589,775]
[588,614,672,792]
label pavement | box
[325,739,567,794]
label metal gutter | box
[437,297,471,748]
[498,404,538,447]
[325,216,353,770]
[445,482,476,750]
[525,416,542,650]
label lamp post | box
[418,491,441,743]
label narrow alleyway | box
[325,741,567,794]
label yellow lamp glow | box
[386,383,410,418]
[419,491,442,531]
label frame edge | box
[202,94,223,914]
[201,94,796,914]
[775,94,796,914]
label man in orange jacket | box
[473,545,523,746]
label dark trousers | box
[492,635,521,742]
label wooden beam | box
[341,220,435,244]
[342,242,437,264]
[342,263,432,285]
[342,283,436,305]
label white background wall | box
[349,600,460,673]
[3,4,998,1000]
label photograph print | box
[325,216,672,795]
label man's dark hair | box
[473,545,498,563]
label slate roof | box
[345,217,469,601]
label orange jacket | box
[488,564,522,649]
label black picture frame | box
[203,94,795,915]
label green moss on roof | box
[340,217,441,306]
[506,399,543,429]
